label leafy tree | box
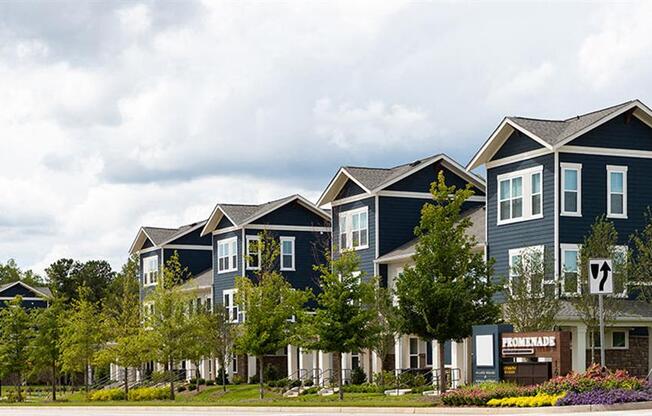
[30,297,64,401]
[46,259,115,305]
[235,231,311,399]
[502,247,560,332]
[629,210,652,303]
[573,216,628,362]
[307,250,378,400]
[145,251,191,400]
[96,258,146,399]
[185,301,211,393]
[368,277,400,385]
[395,172,499,393]
[0,296,32,401]
[204,305,236,392]
[0,259,44,287]
[60,286,103,394]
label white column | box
[287,345,299,379]
[247,355,257,380]
[319,350,331,385]
[574,324,588,373]
[372,350,382,374]
[394,335,402,375]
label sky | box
[1,0,651,276]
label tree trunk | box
[258,356,264,400]
[221,357,227,392]
[438,341,447,394]
[84,359,89,395]
[16,372,22,402]
[195,362,201,393]
[124,366,129,400]
[368,351,373,384]
[379,360,384,387]
[51,361,57,401]
[169,358,175,400]
[337,352,344,401]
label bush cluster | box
[538,364,645,395]
[557,387,652,406]
[127,387,171,401]
[89,388,126,401]
[487,392,565,407]
[441,382,536,406]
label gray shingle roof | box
[557,299,652,321]
[343,154,443,190]
[508,101,634,146]
[376,206,486,263]
[0,282,51,298]
[142,220,207,246]
[218,195,297,226]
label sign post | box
[589,259,613,368]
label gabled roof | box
[467,99,652,170]
[318,153,486,207]
[201,194,331,236]
[128,220,208,255]
[0,281,52,299]
[375,206,486,264]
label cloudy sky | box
[1,1,651,275]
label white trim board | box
[560,145,652,159]
[214,224,331,235]
[485,148,552,169]
[163,244,212,251]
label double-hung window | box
[497,166,543,225]
[508,245,545,295]
[143,256,159,286]
[561,163,582,216]
[607,165,627,218]
[223,289,242,323]
[246,236,260,270]
[561,244,580,296]
[409,338,419,368]
[280,237,295,271]
[217,237,238,273]
[338,207,369,251]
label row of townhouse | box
[127,99,652,385]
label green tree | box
[96,258,146,399]
[29,297,64,401]
[573,216,628,362]
[145,251,191,400]
[185,300,211,393]
[307,250,378,400]
[368,277,400,385]
[395,172,499,393]
[235,231,311,399]
[0,259,44,286]
[46,259,115,305]
[629,210,652,303]
[0,296,32,401]
[60,286,103,394]
[502,247,560,332]
[204,306,236,391]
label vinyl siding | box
[168,226,212,246]
[336,179,367,199]
[568,114,652,151]
[492,131,544,160]
[142,238,154,249]
[331,197,376,278]
[216,215,234,229]
[251,200,330,227]
[385,161,485,196]
[0,284,45,299]
[163,248,212,279]
[486,154,555,301]
[212,230,242,305]
[378,196,426,256]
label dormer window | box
[497,166,543,225]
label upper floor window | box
[217,237,238,274]
[246,236,260,270]
[223,289,243,323]
[607,165,627,219]
[508,245,552,296]
[561,163,582,216]
[338,207,368,251]
[143,256,159,286]
[497,166,543,225]
[280,237,295,271]
[561,244,580,296]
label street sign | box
[589,259,613,295]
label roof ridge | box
[344,165,392,171]
[143,226,178,231]
[562,100,635,122]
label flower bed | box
[441,382,536,406]
[539,364,645,395]
[557,387,652,406]
[487,392,565,407]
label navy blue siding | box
[492,131,544,160]
[212,230,242,305]
[168,226,212,246]
[331,197,376,278]
[252,200,330,227]
[559,153,652,246]
[569,113,652,151]
[0,283,45,299]
[336,179,367,199]
[0,298,48,309]
[142,238,154,249]
[385,161,485,196]
[486,154,555,300]
[163,248,212,279]
[378,196,426,256]
[216,215,234,229]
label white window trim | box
[607,165,628,219]
[508,245,545,294]
[408,337,420,368]
[143,256,159,287]
[245,235,260,271]
[560,163,582,217]
[338,206,369,252]
[588,329,629,350]
[217,237,238,274]
[560,243,581,296]
[280,236,296,271]
[223,288,242,323]
[497,165,544,226]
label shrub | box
[374,371,397,387]
[197,378,206,385]
[487,393,565,407]
[303,379,314,387]
[232,375,246,385]
[127,387,171,401]
[188,384,197,391]
[441,382,536,406]
[206,380,215,386]
[249,374,260,384]
[343,384,384,393]
[89,388,126,401]
[557,387,652,406]
[538,364,645,395]
[350,367,367,385]
[300,386,319,395]
[216,368,229,385]
[177,386,187,393]
[264,364,282,382]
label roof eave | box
[316,168,372,207]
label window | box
[561,163,582,216]
[561,244,580,296]
[351,352,360,369]
[426,340,433,367]
[497,166,543,225]
[607,165,627,218]
[409,338,419,368]
[223,289,243,323]
[217,238,238,273]
[338,207,369,251]
[143,256,159,286]
[205,298,212,312]
[508,245,546,294]
[280,237,295,271]
[612,331,627,349]
[588,330,628,349]
[232,355,238,374]
[246,236,260,270]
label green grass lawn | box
[0,384,440,407]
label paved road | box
[1,407,652,416]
